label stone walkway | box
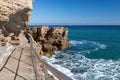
[0,33,51,80]
[0,33,63,80]
[0,33,36,80]
[0,45,36,80]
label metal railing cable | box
[27,33,72,80]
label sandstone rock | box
[0,37,7,42]
[0,37,8,46]
[37,26,49,42]
[42,43,58,57]
[11,36,19,40]
[35,42,43,55]
[29,26,49,42]
[48,74,54,80]
[11,39,20,45]
[1,42,6,46]
[29,28,37,39]
[0,0,34,37]
[29,26,70,57]
[47,27,68,40]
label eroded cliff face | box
[29,26,70,57]
[0,0,34,37]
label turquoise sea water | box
[30,25,120,80]
[68,25,120,60]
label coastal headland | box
[0,26,70,80]
[29,26,70,57]
[0,0,71,79]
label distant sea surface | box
[30,25,120,80]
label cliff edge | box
[29,26,70,57]
[0,0,34,37]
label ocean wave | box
[70,40,107,48]
[43,53,120,80]
[41,40,120,80]
[42,55,76,80]
[70,40,107,53]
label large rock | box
[29,27,38,39]
[36,26,49,42]
[0,0,34,37]
[29,26,70,57]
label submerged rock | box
[29,26,70,57]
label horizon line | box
[30,24,120,26]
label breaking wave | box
[43,54,120,80]
[70,40,107,50]
[69,40,107,56]
[42,40,120,80]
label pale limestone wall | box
[0,0,34,37]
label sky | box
[30,0,120,25]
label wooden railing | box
[27,33,72,80]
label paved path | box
[0,33,47,80]
[0,33,68,80]
[0,45,36,80]
[0,32,36,80]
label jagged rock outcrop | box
[29,26,70,57]
[0,0,34,37]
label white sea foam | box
[43,54,120,80]
[70,40,85,45]
[42,40,120,80]
[70,40,107,49]
[42,56,76,80]
[70,40,107,53]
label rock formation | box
[0,0,34,37]
[29,26,70,57]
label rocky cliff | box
[0,0,34,37]
[29,26,70,57]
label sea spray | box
[41,40,120,80]
[42,51,120,80]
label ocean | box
[31,25,120,80]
